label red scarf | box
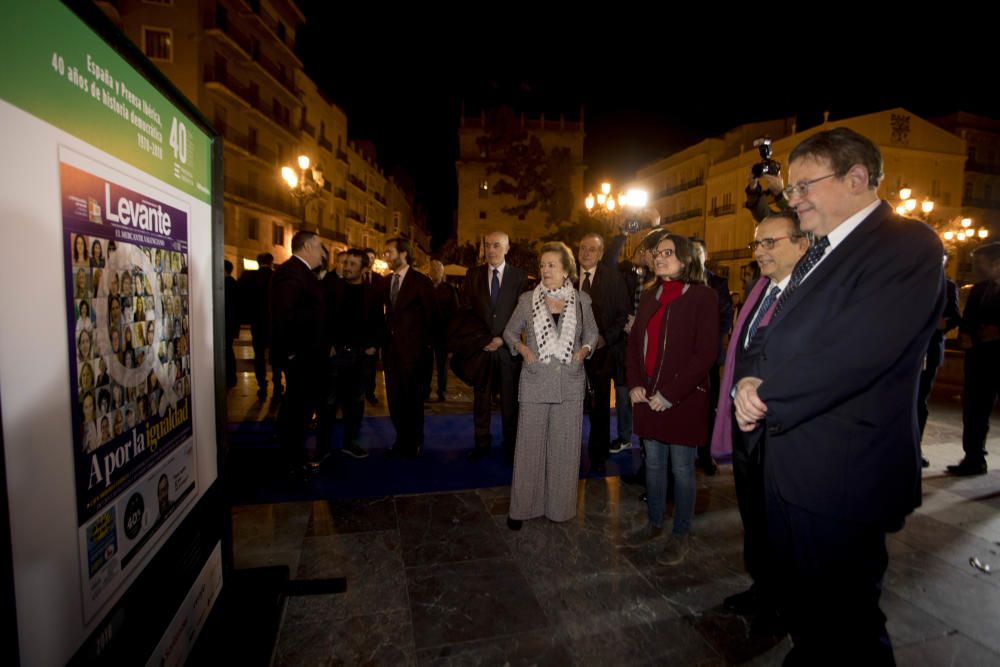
[644,280,684,377]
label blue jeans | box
[614,381,633,441]
[644,439,696,535]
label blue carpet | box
[226,413,645,505]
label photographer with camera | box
[745,138,792,223]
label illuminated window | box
[142,27,173,62]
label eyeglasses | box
[748,236,799,252]
[651,248,675,259]
[782,173,836,200]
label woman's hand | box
[572,348,588,363]
[629,387,648,404]
[519,343,538,364]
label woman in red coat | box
[624,234,719,565]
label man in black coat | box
[382,237,437,457]
[578,233,631,475]
[461,231,527,463]
[317,248,385,461]
[426,259,459,402]
[271,232,327,475]
[917,258,960,466]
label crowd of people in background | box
[220,128,1000,665]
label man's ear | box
[845,164,871,193]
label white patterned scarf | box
[531,279,577,364]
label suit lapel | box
[765,202,889,333]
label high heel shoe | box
[506,517,523,531]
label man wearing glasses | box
[732,128,944,664]
[713,213,808,630]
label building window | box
[479,180,489,198]
[272,223,284,246]
[142,27,173,62]
[247,217,259,241]
[392,211,401,232]
[518,213,526,220]
[931,179,941,197]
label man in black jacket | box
[461,231,527,463]
[238,252,279,398]
[271,232,327,475]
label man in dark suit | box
[578,233,631,475]
[462,231,527,463]
[714,213,808,627]
[238,252,279,398]
[382,237,436,457]
[271,231,328,476]
[690,237,734,475]
[948,241,1000,476]
[733,128,944,664]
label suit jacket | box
[735,202,944,529]
[384,267,436,367]
[705,270,734,364]
[580,263,631,376]
[503,290,598,404]
[270,257,325,363]
[323,277,385,352]
[237,266,273,332]
[432,281,460,341]
[460,263,527,366]
[626,282,719,446]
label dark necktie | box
[390,273,400,305]
[582,271,593,294]
[746,285,781,347]
[774,236,829,315]
[490,268,500,307]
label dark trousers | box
[251,324,283,391]
[473,354,519,455]
[365,347,380,399]
[316,352,368,457]
[276,356,322,468]
[384,347,425,454]
[425,340,448,398]
[225,335,237,387]
[962,345,1000,462]
[916,360,941,440]
[766,477,894,666]
[585,349,614,463]
[732,425,769,591]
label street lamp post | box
[584,181,650,226]
[280,154,325,226]
[894,185,989,281]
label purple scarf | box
[711,277,770,457]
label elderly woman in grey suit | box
[503,241,599,530]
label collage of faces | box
[72,234,192,453]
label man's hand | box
[483,336,503,352]
[596,335,606,349]
[734,376,767,431]
[629,387,648,404]
[648,391,670,412]
[624,314,635,334]
[761,173,784,196]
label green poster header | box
[0,0,212,203]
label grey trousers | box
[509,400,584,522]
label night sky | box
[296,6,997,249]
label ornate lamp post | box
[280,154,325,225]
[894,185,989,281]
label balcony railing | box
[318,135,332,152]
[228,181,297,217]
[336,149,348,163]
[334,188,347,200]
[300,119,315,137]
[347,174,367,192]
[203,11,253,57]
[373,191,387,206]
[710,203,736,217]
[662,208,703,224]
[255,50,298,97]
[220,125,275,164]
[203,66,253,107]
[346,209,363,222]
[653,176,705,200]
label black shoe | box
[467,447,490,462]
[507,517,523,531]
[365,394,379,406]
[946,459,987,476]
[723,587,760,615]
[921,456,930,468]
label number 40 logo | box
[169,117,188,165]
